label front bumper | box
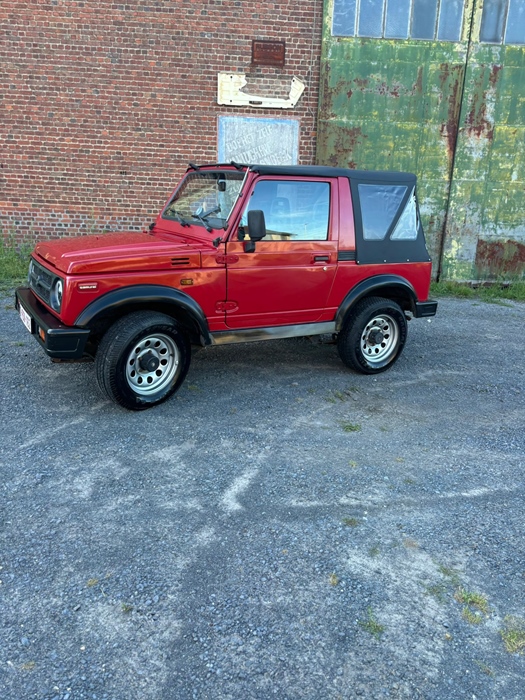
[15,287,90,359]
[414,299,438,318]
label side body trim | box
[211,321,336,345]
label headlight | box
[50,278,64,312]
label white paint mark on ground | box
[221,468,259,513]
[17,417,85,450]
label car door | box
[224,177,338,329]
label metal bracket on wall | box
[217,73,305,109]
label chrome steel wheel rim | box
[361,314,399,365]
[125,333,179,396]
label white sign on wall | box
[218,116,299,165]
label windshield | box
[162,170,246,230]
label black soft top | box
[250,164,417,184]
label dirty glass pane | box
[437,0,464,41]
[412,0,439,39]
[480,0,506,42]
[391,190,418,240]
[332,0,357,36]
[358,184,407,240]
[505,0,525,44]
[385,0,411,39]
[357,0,384,37]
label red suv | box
[16,163,437,410]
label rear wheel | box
[95,311,190,410]
[337,297,407,374]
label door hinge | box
[215,254,239,265]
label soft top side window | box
[358,184,407,240]
[241,180,330,241]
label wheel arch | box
[335,275,417,332]
[75,285,212,349]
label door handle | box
[313,255,330,263]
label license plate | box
[19,303,33,333]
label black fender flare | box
[335,275,417,332]
[75,284,212,345]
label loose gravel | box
[1,295,524,700]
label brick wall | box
[1,0,323,242]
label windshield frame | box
[160,167,248,232]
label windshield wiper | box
[191,206,222,232]
[170,210,190,227]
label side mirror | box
[245,210,266,252]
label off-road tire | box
[95,311,190,410]
[337,296,407,374]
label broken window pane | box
[358,184,407,240]
[505,0,525,44]
[437,0,464,41]
[480,0,507,42]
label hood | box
[35,231,204,275]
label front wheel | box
[337,297,407,374]
[95,311,191,410]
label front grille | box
[28,259,55,305]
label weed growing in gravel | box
[474,660,494,676]
[342,517,360,527]
[462,607,484,624]
[358,607,384,639]
[87,578,99,587]
[424,583,448,604]
[121,603,134,614]
[499,616,525,654]
[455,588,489,624]
[369,546,380,558]
[340,422,361,433]
[329,572,339,586]
[454,588,489,613]
[438,564,461,588]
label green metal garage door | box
[317,0,525,280]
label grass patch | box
[358,607,384,639]
[500,616,525,654]
[424,582,448,604]
[0,233,34,291]
[329,572,339,586]
[340,422,361,433]
[438,564,461,588]
[431,280,525,303]
[369,545,380,558]
[342,517,360,527]
[454,588,489,614]
[455,587,489,624]
[474,660,494,677]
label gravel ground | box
[1,294,524,700]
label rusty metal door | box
[317,0,525,280]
